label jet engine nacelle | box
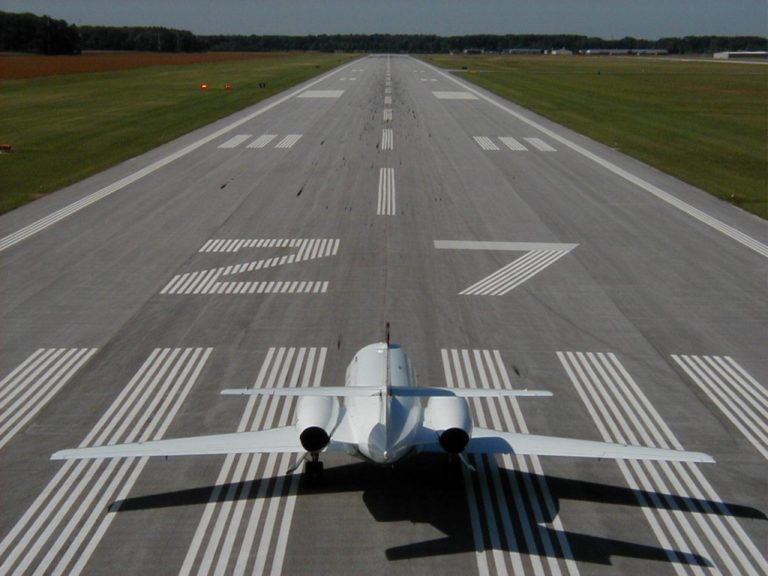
[295,395,340,453]
[425,396,473,454]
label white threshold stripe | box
[500,137,528,151]
[421,58,768,258]
[0,60,359,253]
[275,134,302,149]
[525,138,556,152]
[672,355,768,460]
[0,348,98,450]
[558,351,767,575]
[474,136,500,151]
[179,347,326,576]
[0,348,212,576]
[443,349,579,576]
[247,134,278,149]
[218,134,252,149]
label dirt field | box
[0,51,293,79]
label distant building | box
[504,49,542,55]
[714,51,768,59]
[582,48,668,56]
[549,48,573,55]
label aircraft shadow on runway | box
[115,455,764,568]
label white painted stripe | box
[499,136,528,151]
[297,89,344,98]
[421,58,768,258]
[435,240,578,252]
[558,352,702,573]
[246,134,277,149]
[0,61,360,253]
[0,349,97,449]
[487,251,566,295]
[377,168,396,216]
[433,91,478,100]
[672,355,768,460]
[461,250,568,295]
[381,129,394,150]
[383,108,392,121]
[473,136,500,151]
[275,134,302,149]
[218,134,251,149]
[0,348,211,575]
[162,237,339,294]
[525,137,556,152]
[442,349,579,576]
[384,95,392,105]
[559,351,767,575]
[0,348,61,406]
[65,348,211,576]
[181,347,326,576]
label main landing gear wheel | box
[305,458,324,485]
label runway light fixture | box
[200,83,209,90]
[224,83,233,90]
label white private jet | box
[52,341,714,480]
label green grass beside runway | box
[421,55,768,219]
[0,53,356,215]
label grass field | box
[422,55,767,219]
[0,52,356,214]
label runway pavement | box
[1,54,766,575]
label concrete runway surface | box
[1,54,766,576]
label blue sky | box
[1,0,766,38]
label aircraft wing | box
[51,427,308,460]
[464,428,714,463]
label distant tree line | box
[202,33,767,54]
[78,25,206,52]
[1,11,765,56]
[0,11,79,54]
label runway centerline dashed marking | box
[443,349,580,576]
[672,355,768,460]
[558,351,768,576]
[0,347,212,576]
[377,168,396,216]
[179,347,326,576]
[161,238,339,295]
[381,129,394,151]
[383,109,392,122]
[384,95,392,105]
[434,240,577,296]
[0,348,98,450]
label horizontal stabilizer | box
[465,428,715,463]
[221,387,383,397]
[390,387,552,398]
[51,427,306,460]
